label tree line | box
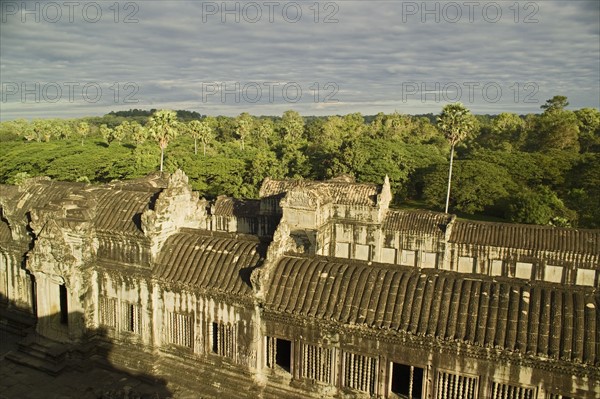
[0,96,598,228]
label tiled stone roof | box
[383,210,452,237]
[259,178,379,206]
[154,229,265,297]
[2,180,81,216]
[93,188,160,235]
[451,220,600,255]
[265,255,599,365]
[213,196,260,217]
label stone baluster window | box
[490,381,535,399]
[435,370,478,399]
[301,343,335,384]
[166,312,194,349]
[121,302,142,334]
[99,297,118,328]
[265,336,292,373]
[390,362,424,399]
[342,351,377,395]
[265,336,276,368]
[215,216,227,231]
[212,321,235,359]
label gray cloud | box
[1,0,598,120]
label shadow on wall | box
[0,293,173,399]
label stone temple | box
[0,170,598,398]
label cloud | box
[1,0,598,120]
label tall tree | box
[0,118,30,138]
[534,97,579,152]
[99,124,116,145]
[436,103,477,213]
[53,119,73,140]
[279,110,304,141]
[253,118,275,147]
[76,121,90,146]
[575,107,600,152]
[371,112,412,140]
[187,120,214,156]
[113,121,130,144]
[147,110,179,172]
[26,119,51,142]
[130,121,147,145]
[488,112,526,150]
[540,95,569,113]
[235,112,253,151]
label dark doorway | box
[391,362,423,398]
[211,322,218,353]
[59,284,68,325]
[275,338,292,373]
[31,275,37,317]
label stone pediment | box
[26,197,96,279]
[27,218,78,278]
[279,187,330,210]
[140,170,208,257]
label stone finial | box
[167,169,189,188]
[377,175,393,221]
[381,175,392,202]
[251,219,295,300]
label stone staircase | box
[5,334,71,375]
[3,333,107,376]
[0,307,35,337]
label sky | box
[0,0,599,120]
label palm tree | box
[113,121,130,144]
[99,124,115,145]
[76,121,90,146]
[130,122,147,145]
[148,110,179,172]
[235,112,253,151]
[437,103,477,213]
[254,118,274,146]
[187,120,213,156]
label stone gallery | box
[0,171,598,398]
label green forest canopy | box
[1,97,599,228]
